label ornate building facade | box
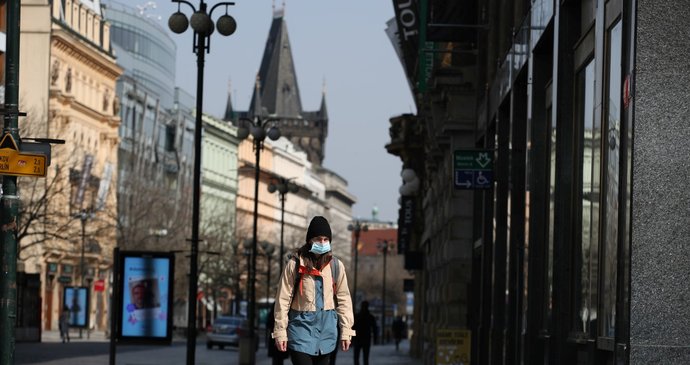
[19,0,122,332]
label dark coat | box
[352,310,377,346]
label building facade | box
[387,0,689,364]
[19,0,122,332]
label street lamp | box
[377,240,391,345]
[243,239,252,302]
[260,241,275,303]
[347,220,368,305]
[237,110,281,359]
[168,2,237,364]
[267,178,298,275]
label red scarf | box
[296,259,335,297]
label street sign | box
[94,279,105,292]
[0,133,47,177]
[453,150,493,189]
[58,276,72,284]
[436,329,471,365]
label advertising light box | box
[63,286,89,328]
[116,252,174,343]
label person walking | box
[272,216,356,365]
[352,301,377,365]
[391,316,406,351]
[59,308,70,343]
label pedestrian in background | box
[392,316,406,351]
[272,216,356,365]
[59,308,70,343]
[352,301,377,365]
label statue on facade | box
[50,60,60,86]
[65,67,72,93]
[103,89,110,112]
[112,95,120,116]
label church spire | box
[319,78,328,119]
[254,13,302,118]
[223,79,234,121]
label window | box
[600,20,622,339]
[574,58,599,336]
[542,82,554,333]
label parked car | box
[206,316,259,351]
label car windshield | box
[214,317,241,326]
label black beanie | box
[306,216,332,242]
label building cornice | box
[51,28,122,80]
[50,88,121,129]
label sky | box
[149,0,416,223]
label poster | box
[436,329,471,365]
[118,252,174,342]
[63,286,89,328]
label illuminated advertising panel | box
[117,252,174,343]
[62,286,89,328]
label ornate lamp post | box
[268,178,298,275]
[168,2,237,364]
[347,220,368,305]
[237,112,281,363]
[377,240,391,344]
[260,241,275,303]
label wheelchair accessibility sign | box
[436,328,471,365]
[453,150,493,189]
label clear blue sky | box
[153,0,416,222]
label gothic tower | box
[225,7,328,166]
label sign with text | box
[0,133,47,177]
[436,329,471,365]
[397,196,415,254]
[117,251,174,343]
[453,150,493,189]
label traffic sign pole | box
[1,1,21,364]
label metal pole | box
[279,194,285,275]
[108,247,119,365]
[1,1,21,363]
[248,131,261,363]
[353,228,360,304]
[186,16,206,365]
[381,243,387,345]
[266,255,271,305]
[80,215,86,339]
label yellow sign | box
[436,329,471,365]
[0,134,47,177]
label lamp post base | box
[238,336,256,365]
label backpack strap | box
[330,255,339,307]
[289,254,340,307]
[289,255,300,306]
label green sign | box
[58,276,72,284]
[453,150,494,189]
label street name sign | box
[453,150,493,189]
[0,133,47,177]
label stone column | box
[631,0,690,362]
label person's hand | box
[275,339,287,352]
[341,339,351,351]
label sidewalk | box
[256,340,422,365]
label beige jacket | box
[271,255,356,342]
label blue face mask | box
[309,241,331,255]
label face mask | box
[309,241,331,255]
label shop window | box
[574,58,599,337]
[542,83,554,334]
[600,19,622,340]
